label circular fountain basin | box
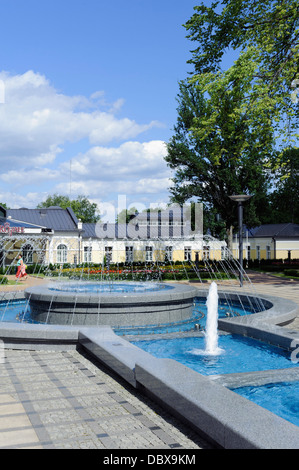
[24,281,199,327]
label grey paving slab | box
[0,348,212,449]
[0,271,298,449]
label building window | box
[165,246,173,262]
[125,246,133,263]
[104,246,113,264]
[184,246,192,261]
[221,246,227,260]
[203,245,210,260]
[57,244,67,264]
[247,246,251,260]
[266,245,271,260]
[22,244,34,265]
[84,246,92,263]
[146,246,153,262]
[256,245,261,261]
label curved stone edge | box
[78,327,299,449]
[1,291,299,448]
[0,289,298,351]
[23,283,198,327]
[23,283,199,305]
[216,292,299,351]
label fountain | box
[0,233,298,449]
[24,281,199,327]
[0,233,295,334]
[204,281,223,355]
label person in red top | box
[15,255,28,280]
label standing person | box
[15,255,28,280]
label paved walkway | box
[0,271,298,449]
[0,348,211,449]
[0,275,46,292]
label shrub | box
[284,269,299,278]
[0,275,8,284]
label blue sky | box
[0,0,202,220]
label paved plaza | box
[0,271,298,449]
[0,348,212,449]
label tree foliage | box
[165,0,298,239]
[165,80,271,237]
[37,194,101,223]
[116,207,139,224]
[184,0,299,161]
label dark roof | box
[7,207,79,232]
[248,223,299,238]
[82,223,99,238]
[0,216,45,229]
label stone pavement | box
[0,271,298,449]
[0,348,212,449]
[1,274,46,292]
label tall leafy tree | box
[37,194,101,223]
[165,80,272,245]
[184,0,299,163]
[165,0,298,244]
[116,207,139,223]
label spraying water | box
[204,281,223,355]
[188,281,224,357]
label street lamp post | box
[229,194,252,287]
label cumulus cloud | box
[0,167,60,186]
[0,70,172,212]
[0,70,161,166]
[56,140,172,205]
[61,140,169,181]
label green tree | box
[184,0,299,164]
[37,194,101,223]
[116,207,139,223]
[165,80,272,245]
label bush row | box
[0,275,8,284]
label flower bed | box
[51,265,228,281]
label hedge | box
[0,275,8,284]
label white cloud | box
[0,167,60,186]
[0,70,161,166]
[0,70,172,213]
[61,140,169,181]
[0,191,43,209]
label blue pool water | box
[232,381,299,427]
[115,299,259,335]
[0,300,31,323]
[132,335,298,375]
